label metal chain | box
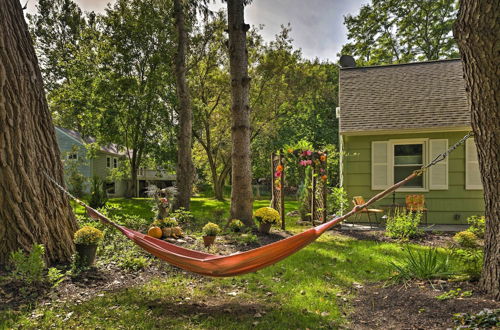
[415,131,473,176]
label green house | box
[338,59,484,225]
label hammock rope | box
[44,132,472,277]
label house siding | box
[342,131,484,225]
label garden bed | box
[338,229,455,247]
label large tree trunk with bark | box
[173,0,194,210]
[0,0,78,265]
[454,0,500,300]
[226,0,254,226]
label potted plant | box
[254,207,280,234]
[202,222,221,247]
[229,219,244,233]
[74,226,103,267]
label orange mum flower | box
[321,175,327,181]
[276,164,283,172]
[320,155,327,162]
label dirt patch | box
[339,230,455,247]
[349,281,500,329]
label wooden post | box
[280,153,285,230]
[270,152,275,208]
[311,167,316,224]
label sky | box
[24,0,368,61]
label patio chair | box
[405,194,428,225]
[352,196,384,228]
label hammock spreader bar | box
[45,133,472,277]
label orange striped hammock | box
[77,172,419,278]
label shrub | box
[467,215,485,239]
[202,222,221,236]
[385,208,422,240]
[74,226,104,245]
[452,248,483,281]
[229,219,244,232]
[390,246,453,282]
[170,207,194,224]
[453,309,500,328]
[254,207,281,225]
[89,176,108,208]
[453,231,478,248]
[328,187,348,216]
[9,244,46,284]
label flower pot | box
[259,223,272,234]
[203,236,216,247]
[75,243,98,267]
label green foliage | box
[89,176,108,209]
[153,217,178,228]
[436,288,472,300]
[452,248,483,281]
[74,226,104,245]
[170,207,194,224]
[298,166,313,221]
[385,208,422,240]
[328,187,348,216]
[229,219,244,232]
[63,146,88,198]
[453,309,500,329]
[466,215,485,239]
[9,244,46,285]
[202,222,221,236]
[119,255,151,271]
[453,231,478,249]
[390,247,453,282]
[342,0,459,65]
[47,267,66,288]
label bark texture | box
[454,0,500,300]
[0,0,78,265]
[173,0,194,210]
[226,0,254,225]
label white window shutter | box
[429,139,448,190]
[372,141,389,190]
[466,138,483,190]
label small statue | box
[146,185,177,219]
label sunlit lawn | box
[2,197,449,329]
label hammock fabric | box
[79,172,419,277]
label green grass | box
[1,197,454,329]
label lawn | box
[1,197,457,329]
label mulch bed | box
[349,280,499,329]
[339,229,455,247]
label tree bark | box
[454,0,500,300]
[0,0,78,265]
[173,0,194,210]
[226,0,254,226]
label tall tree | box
[0,0,78,265]
[342,0,459,65]
[173,0,194,209]
[226,0,254,225]
[454,0,499,300]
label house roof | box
[339,59,471,134]
[55,126,127,156]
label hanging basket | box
[75,243,98,267]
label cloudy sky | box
[24,0,367,61]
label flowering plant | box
[74,226,104,245]
[202,222,221,236]
[153,217,178,228]
[254,207,280,224]
[287,149,328,181]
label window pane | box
[394,144,422,164]
[395,165,423,187]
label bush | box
[385,208,423,240]
[452,248,483,281]
[229,219,244,232]
[467,215,485,239]
[202,222,221,236]
[9,244,46,284]
[453,231,478,248]
[254,207,281,225]
[328,187,348,216]
[74,226,104,245]
[391,246,453,282]
[89,176,108,208]
[170,207,194,224]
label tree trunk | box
[0,0,78,265]
[173,0,194,210]
[226,0,254,226]
[454,0,500,300]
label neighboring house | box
[338,59,484,225]
[55,126,175,197]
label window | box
[67,153,78,160]
[393,143,424,188]
[106,157,111,168]
[113,158,118,169]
